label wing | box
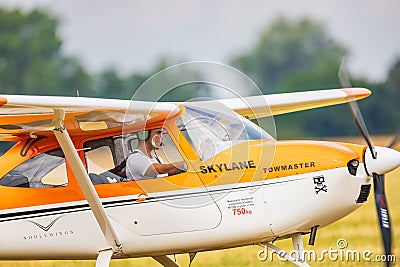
[216,88,371,119]
[0,95,180,139]
[0,88,370,139]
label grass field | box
[0,137,398,266]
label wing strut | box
[52,109,123,256]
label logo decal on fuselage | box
[263,162,315,173]
[313,175,328,194]
[199,160,256,174]
[23,215,74,241]
[26,216,63,232]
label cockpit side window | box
[84,130,186,184]
[84,137,125,184]
[177,104,273,160]
[0,141,17,156]
[0,148,68,188]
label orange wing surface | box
[0,95,181,138]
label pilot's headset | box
[137,129,162,149]
[137,130,151,142]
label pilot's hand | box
[176,161,187,172]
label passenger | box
[1,149,65,188]
[126,129,186,180]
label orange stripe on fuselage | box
[264,140,363,179]
[0,138,366,210]
[187,140,365,187]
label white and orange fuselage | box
[1,87,398,264]
[0,133,371,260]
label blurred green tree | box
[386,59,400,105]
[232,18,346,94]
[361,59,400,135]
[123,58,212,102]
[96,69,127,99]
[0,8,93,96]
[231,17,390,138]
[0,9,397,139]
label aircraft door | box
[123,129,222,236]
[84,130,222,236]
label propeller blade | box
[338,59,352,88]
[348,101,376,158]
[339,59,393,265]
[387,126,400,148]
[373,173,392,267]
[338,60,376,158]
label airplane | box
[0,86,399,267]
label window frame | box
[81,124,192,183]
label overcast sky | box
[0,0,399,82]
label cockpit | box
[0,102,274,188]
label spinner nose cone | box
[364,146,400,175]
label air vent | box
[356,184,371,203]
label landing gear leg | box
[95,251,180,267]
[96,249,113,267]
[291,233,307,265]
[259,233,310,267]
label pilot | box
[126,128,186,180]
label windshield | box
[176,103,274,160]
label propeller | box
[338,61,376,158]
[339,60,400,267]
